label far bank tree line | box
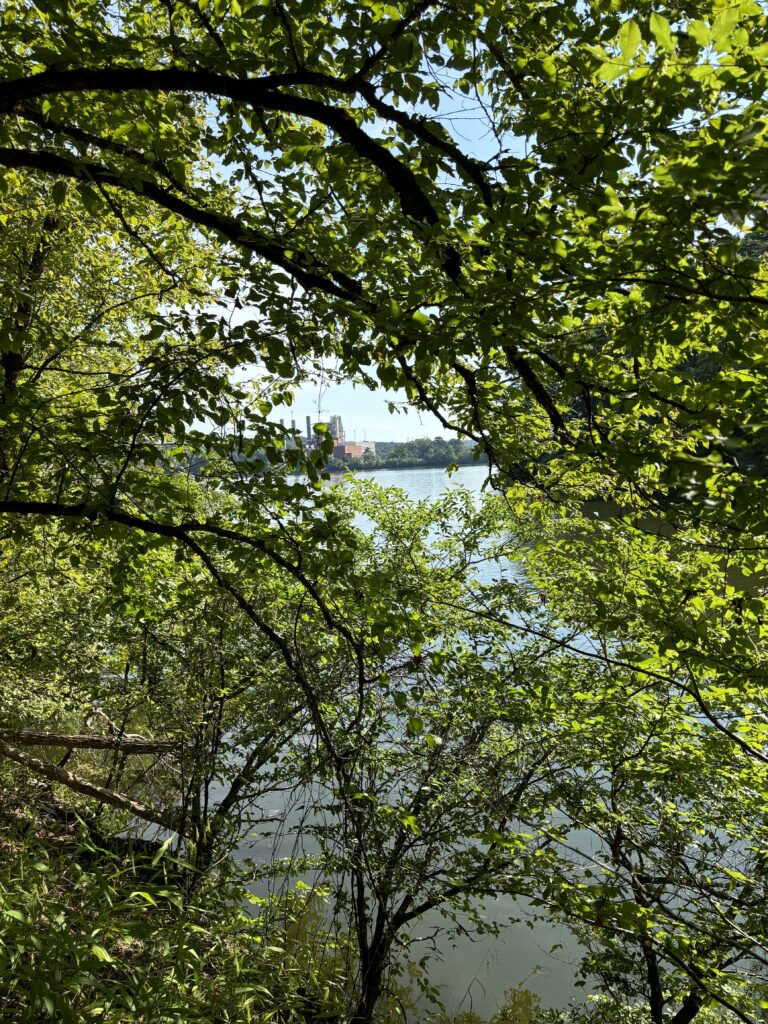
[176,436,478,477]
[328,436,477,471]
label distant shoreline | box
[325,461,483,474]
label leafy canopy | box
[2,2,768,1023]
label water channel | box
[239,464,583,1019]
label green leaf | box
[618,19,642,62]
[650,12,675,50]
[51,180,67,206]
[597,59,627,82]
[712,5,742,49]
[406,716,423,736]
[79,185,101,215]
[3,909,28,923]
[401,814,421,835]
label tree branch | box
[0,147,363,302]
[2,67,450,245]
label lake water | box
[353,466,581,1016]
[241,464,582,1019]
[345,462,491,500]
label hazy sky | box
[272,377,454,442]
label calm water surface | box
[347,462,491,499]
[244,465,582,1018]
[354,466,581,1016]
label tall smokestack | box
[291,418,296,433]
[306,415,312,441]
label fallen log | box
[0,730,176,753]
[0,737,179,832]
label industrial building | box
[294,414,375,460]
[332,441,376,461]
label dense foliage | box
[1,0,768,1021]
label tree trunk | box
[669,990,703,1024]
[0,212,58,479]
[641,939,665,1024]
[351,939,389,1024]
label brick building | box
[333,441,376,461]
